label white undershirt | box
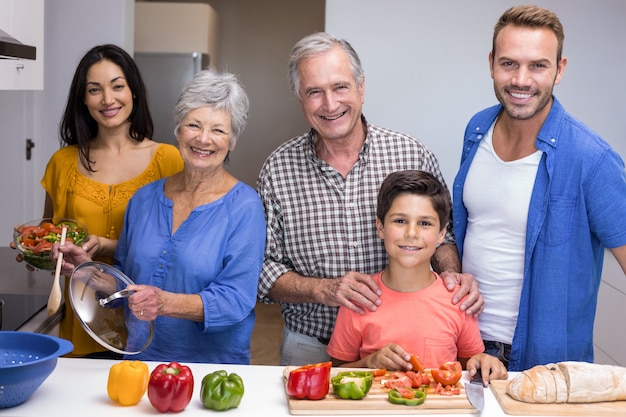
[462,125,541,344]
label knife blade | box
[464,369,485,411]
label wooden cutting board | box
[284,368,477,415]
[490,380,626,416]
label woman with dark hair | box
[59,44,155,172]
[38,44,183,358]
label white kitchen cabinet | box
[0,0,44,90]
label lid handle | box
[98,289,134,307]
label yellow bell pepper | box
[107,360,149,406]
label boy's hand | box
[363,343,412,371]
[465,353,508,385]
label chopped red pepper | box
[286,361,332,400]
[147,361,194,413]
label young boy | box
[327,170,508,383]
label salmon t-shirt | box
[327,271,484,368]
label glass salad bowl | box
[13,218,88,270]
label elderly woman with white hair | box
[56,68,266,364]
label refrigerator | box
[134,52,210,145]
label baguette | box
[506,361,626,403]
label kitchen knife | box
[464,368,485,412]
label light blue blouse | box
[115,179,266,364]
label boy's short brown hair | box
[376,170,451,232]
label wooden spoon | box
[47,226,67,316]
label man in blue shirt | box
[453,5,626,372]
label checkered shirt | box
[256,118,455,340]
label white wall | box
[326,0,626,366]
[596,253,625,365]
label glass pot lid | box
[68,261,154,355]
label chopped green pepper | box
[200,370,245,411]
[331,371,373,400]
[388,388,427,406]
[56,221,88,246]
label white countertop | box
[0,358,562,417]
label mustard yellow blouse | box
[41,143,184,356]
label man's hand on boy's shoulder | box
[440,270,484,317]
[321,271,382,314]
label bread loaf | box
[506,361,626,403]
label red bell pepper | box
[147,361,194,413]
[286,361,332,400]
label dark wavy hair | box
[59,44,153,172]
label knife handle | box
[470,368,484,385]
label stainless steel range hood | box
[0,28,36,60]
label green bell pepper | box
[388,388,427,406]
[200,370,244,411]
[331,371,374,400]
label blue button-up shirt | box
[452,97,626,371]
